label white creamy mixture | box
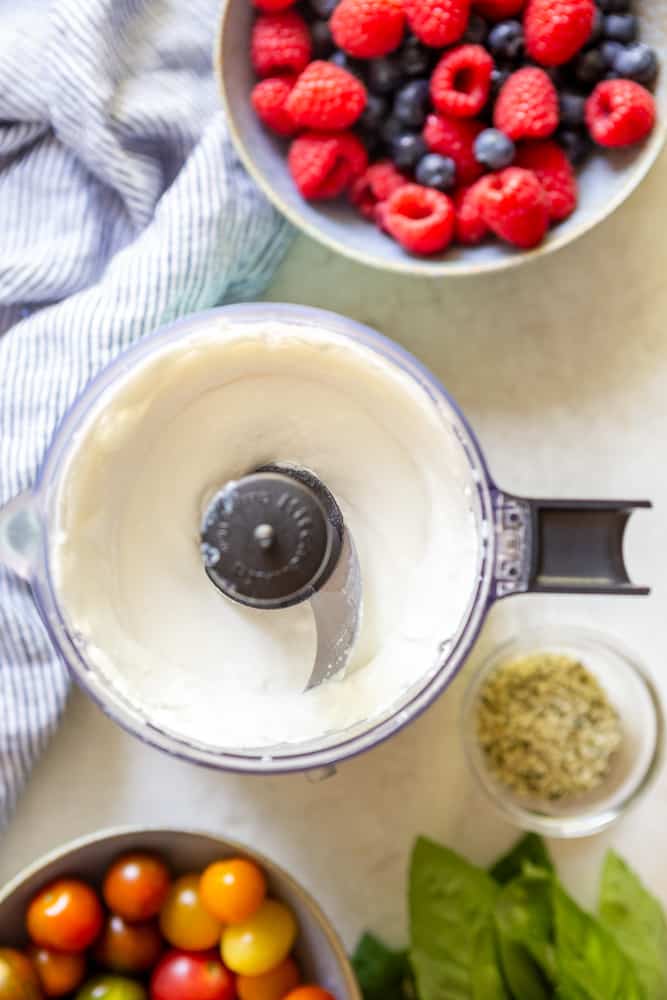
[54,318,480,750]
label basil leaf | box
[490,834,554,886]
[553,879,643,999]
[409,836,509,1000]
[598,850,667,1000]
[494,866,557,996]
[351,933,413,1000]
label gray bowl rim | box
[0,825,362,1000]
[214,1,667,277]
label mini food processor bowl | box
[0,304,652,775]
[0,827,361,1000]
[461,626,664,838]
[215,0,667,277]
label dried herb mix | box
[476,651,622,801]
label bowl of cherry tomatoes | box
[0,829,360,1000]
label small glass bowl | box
[461,625,664,838]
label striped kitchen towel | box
[0,0,293,827]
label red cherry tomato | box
[28,947,86,997]
[284,990,336,1000]
[0,948,42,1000]
[103,854,171,923]
[150,951,235,1000]
[200,860,266,925]
[26,880,104,952]
[94,915,163,974]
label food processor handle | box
[491,491,651,599]
[0,492,41,581]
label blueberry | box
[463,12,489,45]
[557,128,593,166]
[490,66,511,97]
[596,0,630,12]
[310,20,334,57]
[613,42,658,84]
[400,36,432,77]
[474,128,515,169]
[368,56,403,94]
[381,116,404,146]
[394,79,431,128]
[487,20,524,62]
[603,13,638,42]
[586,7,604,45]
[308,0,339,17]
[355,125,382,156]
[559,91,587,126]
[415,153,457,190]
[601,39,623,66]
[573,48,607,86]
[329,51,366,81]
[391,132,428,170]
[359,93,389,131]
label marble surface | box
[2,147,667,950]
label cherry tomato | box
[28,947,86,997]
[0,948,42,1000]
[283,989,336,1000]
[221,900,297,977]
[76,976,146,1000]
[103,855,171,923]
[200,860,266,925]
[150,950,234,1000]
[94,916,163,974]
[236,957,301,1000]
[159,876,221,951]
[27,880,104,952]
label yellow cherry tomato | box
[200,860,267,925]
[159,875,221,951]
[236,957,300,1000]
[221,900,297,977]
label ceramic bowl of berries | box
[461,626,664,837]
[0,828,360,1000]
[216,0,666,273]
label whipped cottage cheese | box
[53,318,480,750]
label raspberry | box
[454,181,488,244]
[478,166,549,247]
[473,0,525,20]
[349,161,409,219]
[288,130,368,199]
[253,0,296,12]
[524,0,595,67]
[516,140,577,220]
[493,67,558,140]
[330,0,405,58]
[252,11,312,77]
[585,79,656,147]
[251,75,298,136]
[430,45,494,119]
[383,184,456,254]
[423,113,485,184]
[286,61,367,130]
[404,0,470,48]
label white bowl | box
[0,828,361,1000]
[216,0,667,275]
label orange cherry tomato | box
[94,915,164,974]
[27,880,104,952]
[236,957,300,1000]
[159,876,222,951]
[28,948,86,998]
[283,990,336,1000]
[103,854,171,923]
[200,860,266,925]
[0,948,42,1000]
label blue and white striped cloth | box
[0,0,293,828]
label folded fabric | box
[0,0,293,828]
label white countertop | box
[2,148,667,950]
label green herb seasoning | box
[476,652,622,801]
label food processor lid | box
[200,463,362,689]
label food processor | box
[0,304,651,773]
